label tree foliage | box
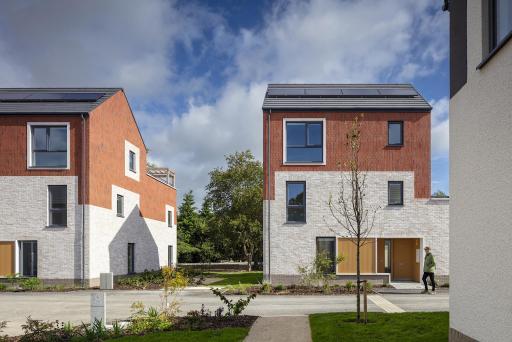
[205,150,263,270]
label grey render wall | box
[0,176,82,280]
[264,171,449,281]
[450,2,512,342]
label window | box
[388,121,403,146]
[19,241,37,277]
[384,239,392,273]
[128,243,135,274]
[285,121,324,163]
[388,181,404,206]
[168,210,173,227]
[129,151,136,173]
[48,185,67,226]
[286,181,306,222]
[117,195,124,217]
[29,125,68,168]
[168,245,173,267]
[316,237,336,274]
[490,0,512,50]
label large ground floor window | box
[19,240,37,277]
[316,237,336,273]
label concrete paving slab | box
[245,316,311,342]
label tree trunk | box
[247,253,253,271]
[356,236,361,323]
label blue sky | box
[0,0,450,202]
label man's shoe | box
[420,290,428,294]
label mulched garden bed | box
[173,315,258,330]
[224,284,380,296]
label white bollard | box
[91,292,107,325]
[100,273,114,290]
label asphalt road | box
[0,288,448,336]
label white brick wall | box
[87,184,176,280]
[264,171,449,279]
[0,176,81,280]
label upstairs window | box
[286,181,306,222]
[129,151,136,173]
[285,121,324,163]
[168,210,173,227]
[48,185,67,226]
[388,181,404,206]
[388,121,403,146]
[29,124,68,168]
[490,0,512,50]
[116,195,124,217]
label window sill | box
[45,225,67,228]
[285,221,307,225]
[283,162,325,166]
[386,144,403,148]
[387,204,403,207]
[28,166,70,170]
[477,30,512,70]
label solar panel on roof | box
[304,88,342,96]
[25,92,104,101]
[341,88,380,96]
[267,88,305,96]
[378,88,417,96]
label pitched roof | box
[262,84,431,111]
[0,88,121,114]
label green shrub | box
[0,284,6,291]
[20,277,41,291]
[364,281,373,292]
[261,282,271,294]
[129,302,172,335]
[274,284,285,291]
[345,281,354,291]
[297,252,344,288]
[211,288,256,316]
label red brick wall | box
[263,111,431,199]
[87,91,176,222]
[0,115,82,177]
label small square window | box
[388,181,404,206]
[30,125,68,168]
[388,121,403,146]
[117,195,124,217]
[285,121,324,163]
[129,151,136,173]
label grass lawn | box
[309,312,448,342]
[207,271,262,286]
[108,327,249,341]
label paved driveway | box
[0,289,448,336]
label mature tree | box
[432,190,448,198]
[327,115,379,323]
[205,151,263,271]
[177,191,201,262]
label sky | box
[0,0,450,203]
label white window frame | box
[27,122,70,170]
[283,118,326,165]
[165,204,175,228]
[124,140,140,181]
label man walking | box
[421,246,436,294]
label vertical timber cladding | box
[0,241,15,276]
[337,238,375,273]
[392,238,420,281]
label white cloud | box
[430,97,449,158]
[0,0,450,203]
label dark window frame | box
[168,245,173,267]
[388,181,404,206]
[285,121,324,163]
[129,150,136,173]
[478,0,512,69]
[286,181,306,223]
[316,237,336,274]
[128,243,135,274]
[30,125,68,168]
[19,240,37,277]
[48,185,67,227]
[116,194,124,217]
[387,121,404,146]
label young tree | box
[327,115,379,323]
[205,151,263,271]
[432,190,448,198]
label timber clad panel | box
[337,238,375,273]
[0,242,15,276]
[263,111,431,199]
[392,238,419,281]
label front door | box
[0,242,15,276]
[392,239,417,281]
